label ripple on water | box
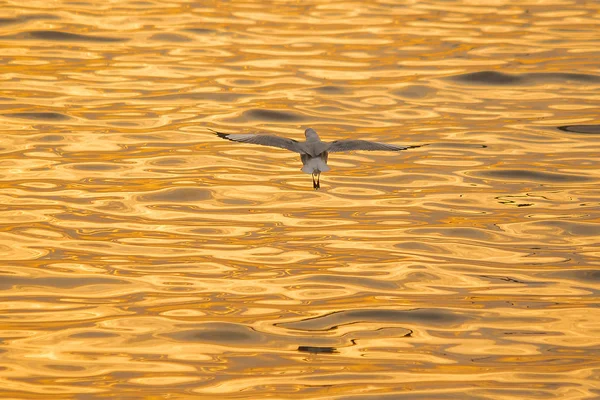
[70,163,122,171]
[69,331,121,339]
[1,1,599,398]
[183,28,217,35]
[3,30,128,42]
[298,346,338,354]
[315,85,346,94]
[471,169,595,183]
[281,308,468,331]
[392,85,438,99]
[500,220,600,243]
[407,227,504,242]
[4,112,71,121]
[164,323,267,345]
[139,187,213,202]
[37,135,65,142]
[149,157,188,166]
[548,269,600,284]
[0,276,127,290]
[145,92,248,102]
[446,70,600,86]
[557,125,600,134]
[243,109,307,122]
[149,33,193,42]
[298,274,400,291]
[0,14,59,26]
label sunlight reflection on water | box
[1,0,600,398]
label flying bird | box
[212,127,420,189]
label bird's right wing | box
[328,139,419,153]
[212,129,303,153]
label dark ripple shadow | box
[337,390,529,400]
[393,85,438,99]
[149,157,187,166]
[184,28,217,35]
[138,187,212,202]
[38,135,65,142]
[0,14,59,26]
[230,79,258,86]
[71,163,121,171]
[0,276,127,290]
[472,169,595,183]
[446,71,600,86]
[44,364,86,372]
[149,33,193,42]
[298,346,338,354]
[0,18,19,26]
[1,30,127,42]
[527,220,600,236]
[4,112,71,121]
[244,109,306,122]
[300,275,399,291]
[394,241,442,253]
[69,331,121,339]
[558,125,600,134]
[407,227,500,242]
[548,269,600,283]
[315,85,345,94]
[280,308,468,331]
[164,323,266,344]
[145,93,247,102]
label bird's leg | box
[316,172,321,189]
[312,173,317,190]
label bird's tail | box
[301,157,330,174]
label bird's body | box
[213,127,419,189]
[300,153,330,189]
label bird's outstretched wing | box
[211,129,303,153]
[328,140,420,153]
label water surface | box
[1,0,599,398]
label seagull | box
[212,127,421,189]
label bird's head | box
[304,128,320,141]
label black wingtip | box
[208,128,230,140]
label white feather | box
[301,157,330,174]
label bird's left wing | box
[328,140,420,153]
[212,129,304,153]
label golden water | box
[1,0,599,398]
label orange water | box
[1,1,599,398]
